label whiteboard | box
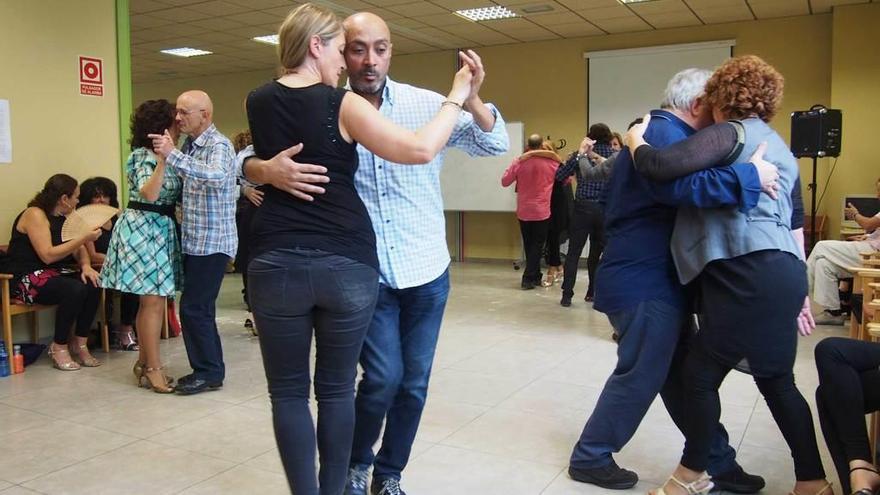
[585,41,734,134]
[441,121,523,212]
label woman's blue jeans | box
[249,247,379,495]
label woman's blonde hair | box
[278,3,342,70]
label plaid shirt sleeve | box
[166,141,235,188]
[235,145,260,187]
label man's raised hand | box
[147,129,175,158]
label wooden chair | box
[848,267,880,341]
[1,273,50,360]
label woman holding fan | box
[0,174,103,371]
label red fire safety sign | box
[79,56,104,97]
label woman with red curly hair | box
[625,56,832,495]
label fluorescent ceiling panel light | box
[618,0,654,4]
[160,47,213,57]
[253,34,279,45]
[454,5,517,21]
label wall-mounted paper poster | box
[0,99,11,164]
[79,56,104,97]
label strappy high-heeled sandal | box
[790,481,833,495]
[48,345,80,371]
[653,474,713,495]
[133,361,174,385]
[70,344,102,367]
[117,329,139,351]
[850,466,880,495]
[139,366,175,394]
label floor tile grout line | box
[171,462,242,495]
[15,435,142,488]
[537,466,568,494]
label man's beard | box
[350,71,385,96]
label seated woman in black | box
[815,338,880,495]
[78,177,140,351]
[1,174,102,370]
[241,4,477,494]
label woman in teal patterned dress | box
[101,99,182,393]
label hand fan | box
[61,204,119,241]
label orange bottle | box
[12,345,24,374]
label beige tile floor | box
[0,262,848,494]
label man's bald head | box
[343,12,390,41]
[176,90,214,137]
[342,12,393,97]
[527,134,543,150]
[178,90,213,116]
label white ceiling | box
[130,0,872,83]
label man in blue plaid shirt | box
[150,90,237,396]
[243,13,508,495]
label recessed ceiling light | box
[160,47,213,57]
[253,34,279,45]
[454,5,517,21]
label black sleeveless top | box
[246,81,378,269]
[92,217,116,254]
[1,210,75,277]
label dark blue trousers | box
[570,299,737,475]
[180,253,229,383]
[350,269,450,482]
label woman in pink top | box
[502,134,562,289]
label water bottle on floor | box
[0,342,10,378]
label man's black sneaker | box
[710,465,766,494]
[371,478,406,495]
[568,460,638,490]
[344,466,370,495]
[561,295,572,307]
[521,280,536,290]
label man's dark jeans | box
[350,269,450,482]
[180,253,229,383]
[570,299,737,476]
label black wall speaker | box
[790,107,842,158]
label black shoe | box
[560,295,572,307]
[344,466,370,495]
[175,378,222,395]
[177,373,196,385]
[371,478,406,495]
[569,460,638,490]
[521,280,536,290]
[710,465,765,494]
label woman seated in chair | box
[0,174,103,370]
[78,177,140,351]
[816,337,880,495]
